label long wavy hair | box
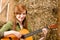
[13,4,27,30]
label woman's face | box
[16,11,26,22]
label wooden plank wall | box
[0,0,15,26]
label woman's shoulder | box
[6,21,13,25]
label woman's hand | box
[42,28,48,36]
[39,28,48,40]
[10,31,25,40]
[12,31,21,38]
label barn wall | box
[0,0,15,26]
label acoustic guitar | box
[1,27,46,40]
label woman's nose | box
[20,14,23,17]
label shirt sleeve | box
[0,21,13,32]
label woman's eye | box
[16,13,21,15]
[19,13,21,15]
[16,13,18,14]
[23,13,26,15]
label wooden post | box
[57,0,60,40]
[0,0,15,26]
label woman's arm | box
[4,30,21,38]
[0,30,21,39]
[0,21,13,38]
[0,21,13,32]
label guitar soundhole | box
[21,35,25,39]
[9,37,12,40]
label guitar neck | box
[21,29,42,39]
[21,27,48,39]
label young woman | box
[0,3,27,39]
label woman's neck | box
[19,22,23,30]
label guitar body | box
[1,29,33,40]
